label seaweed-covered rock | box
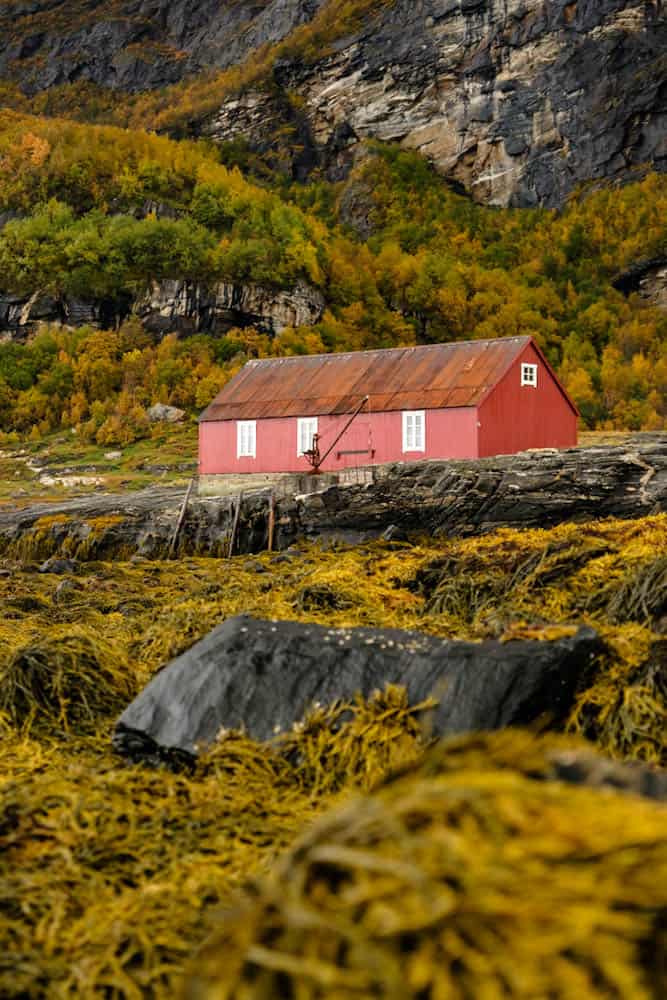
[38,557,78,575]
[113,616,601,762]
[0,626,135,732]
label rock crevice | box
[208,0,667,207]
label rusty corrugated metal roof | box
[199,336,532,422]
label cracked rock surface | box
[0,437,664,559]
[208,0,667,207]
[2,2,664,207]
[279,434,667,545]
[0,0,327,94]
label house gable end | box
[477,341,578,457]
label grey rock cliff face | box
[614,257,667,312]
[208,0,667,207]
[0,291,127,340]
[0,279,325,338]
[3,2,664,207]
[0,0,327,95]
[136,278,325,335]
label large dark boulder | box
[113,616,601,763]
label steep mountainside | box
[0,0,326,94]
[2,0,664,207]
[208,0,667,206]
[0,4,666,433]
[0,111,665,434]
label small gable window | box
[297,417,318,456]
[521,363,538,387]
[237,420,256,458]
[402,410,425,453]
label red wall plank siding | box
[477,342,577,457]
[198,407,479,475]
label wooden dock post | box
[228,491,243,559]
[267,492,275,552]
[169,477,195,559]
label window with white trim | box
[297,417,318,456]
[402,410,425,453]
[521,363,538,387]
[236,420,256,458]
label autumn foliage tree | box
[0,112,665,436]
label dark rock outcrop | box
[279,434,667,547]
[613,255,667,312]
[0,0,327,96]
[113,615,601,761]
[0,437,664,560]
[0,278,325,338]
[38,557,78,575]
[0,291,130,339]
[135,278,325,336]
[208,0,667,207]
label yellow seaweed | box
[0,514,665,997]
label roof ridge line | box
[247,335,531,365]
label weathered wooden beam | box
[168,477,195,558]
[228,491,244,559]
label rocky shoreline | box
[1,436,665,561]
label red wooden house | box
[198,336,578,475]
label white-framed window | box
[521,363,538,387]
[236,420,256,458]
[297,417,318,456]
[402,410,425,453]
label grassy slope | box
[0,424,197,504]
